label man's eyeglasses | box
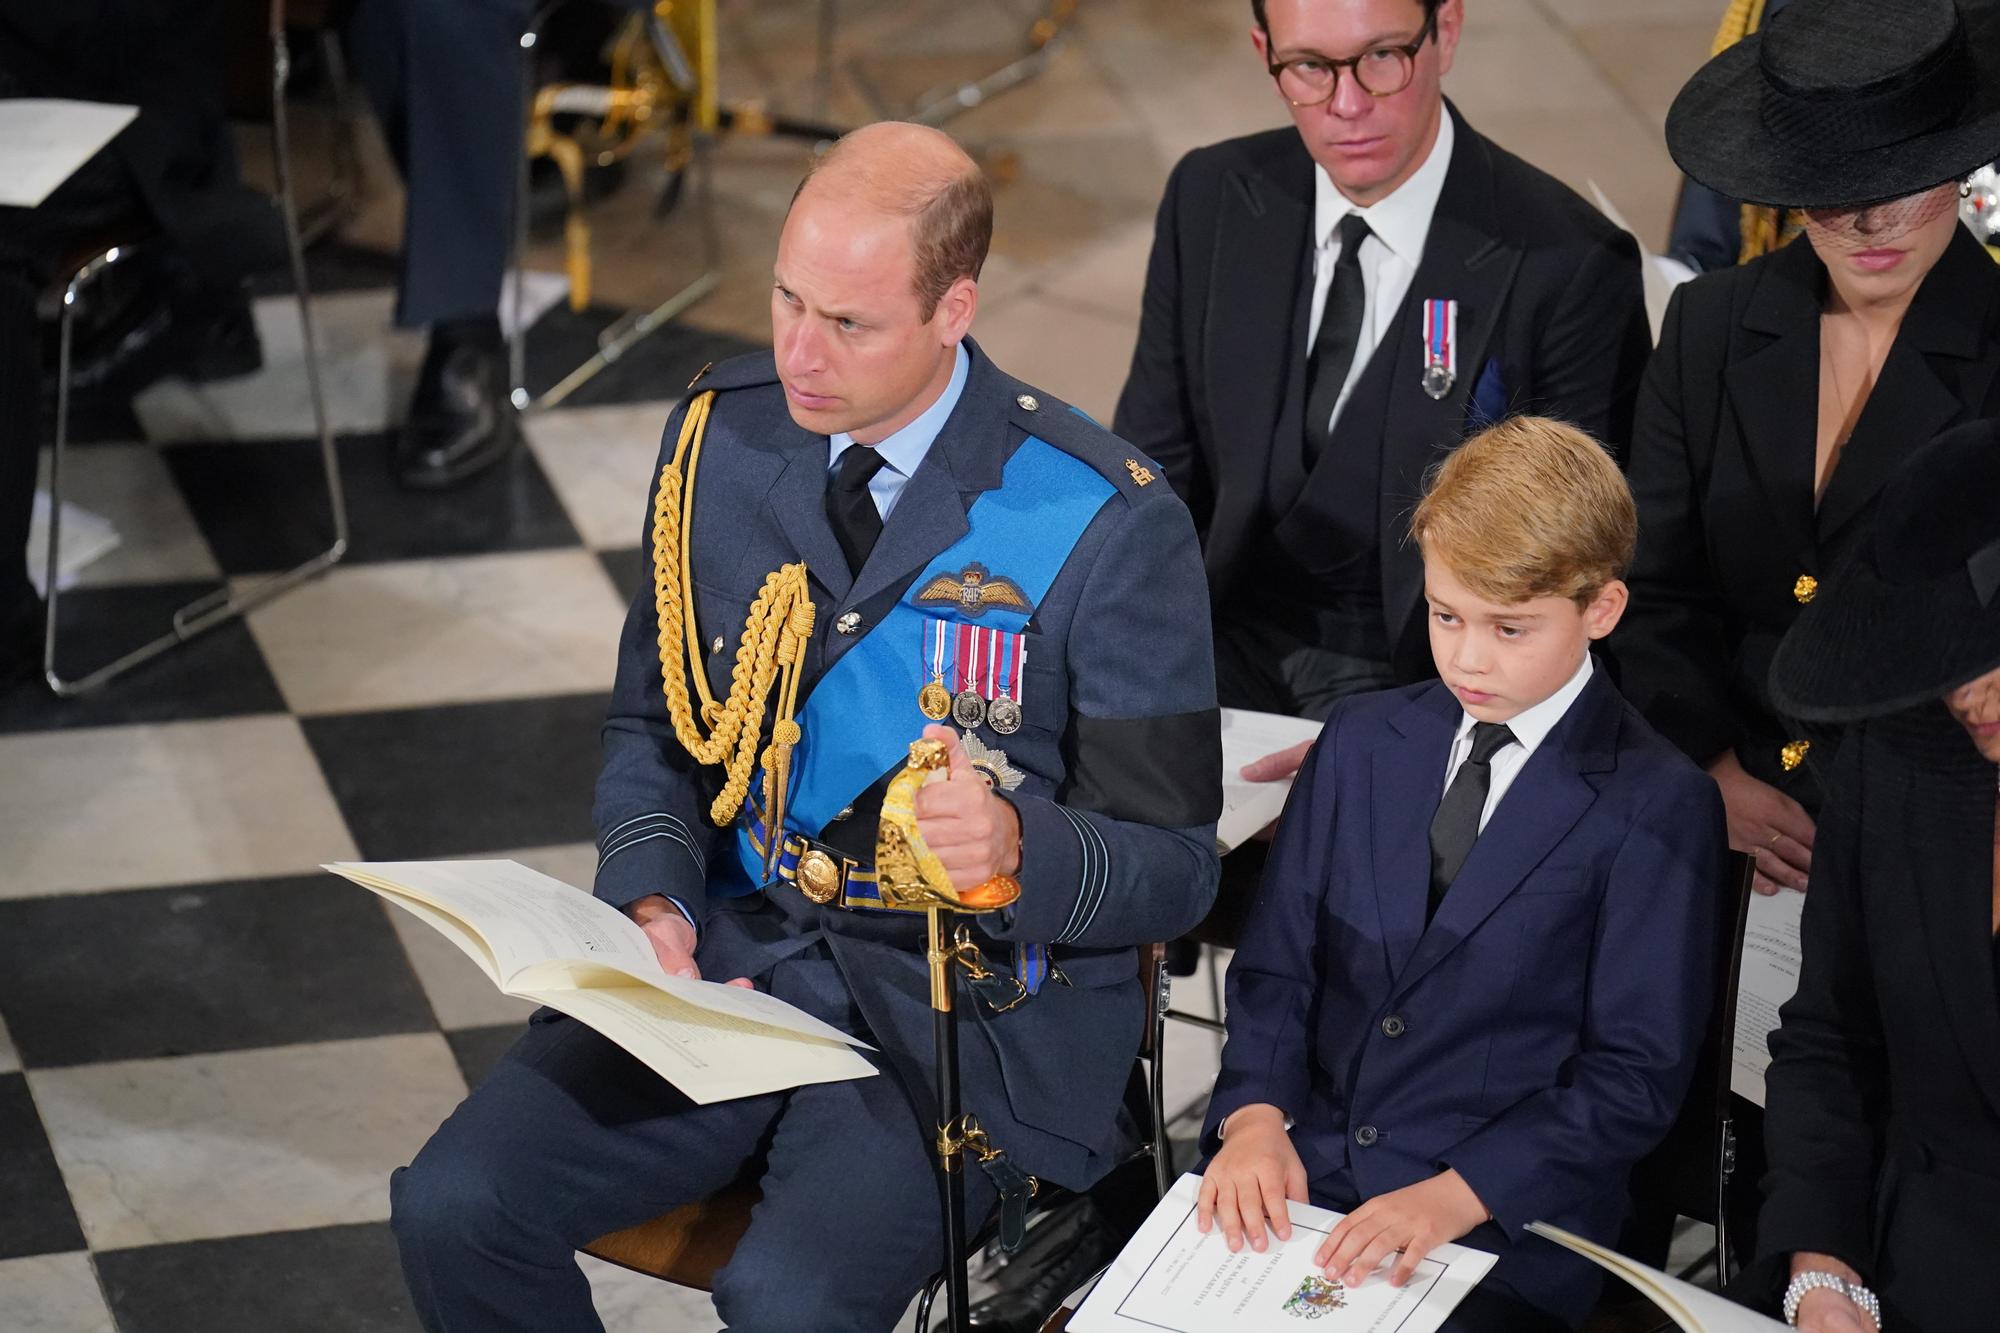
[1266,7,1439,105]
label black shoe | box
[964,1196,1120,1333]
[395,315,517,491]
[174,288,265,383]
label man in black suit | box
[1115,0,1651,757]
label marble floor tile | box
[0,876,433,1069]
[443,1024,526,1091]
[32,445,219,590]
[597,547,647,604]
[1535,0,1728,30]
[0,1013,17,1074]
[523,401,681,551]
[1022,219,1154,325]
[3,580,289,737]
[29,1034,467,1251]
[242,550,625,716]
[0,716,359,899]
[971,293,1139,425]
[581,1252,719,1332]
[302,693,608,861]
[1470,105,1682,253]
[95,1221,422,1333]
[1571,21,1725,134]
[130,291,424,445]
[0,1252,114,1333]
[1443,19,1632,119]
[0,1075,87,1260]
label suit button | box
[835,611,862,635]
[1793,574,1818,604]
[1353,1125,1379,1147]
[1780,739,1811,772]
[1380,1015,1406,1038]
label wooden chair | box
[582,941,1177,1324]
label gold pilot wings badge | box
[914,562,1032,617]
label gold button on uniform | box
[796,850,841,904]
[1793,574,1818,604]
[1781,739,1812,772]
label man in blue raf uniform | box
[388,121,1223,1331]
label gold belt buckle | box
[795,846,843,904]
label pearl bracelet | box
[1784,1270,1882,1329]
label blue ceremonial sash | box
[723,436,1114,984]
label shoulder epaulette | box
[686,350,780,394]
[1004,383,1161,498]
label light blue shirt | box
[825,342,970,522]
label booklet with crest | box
[325,860,875,1103]
[1526,1223,1787,1331]
[1071,1173,1496,1332]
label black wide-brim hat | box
[1771,418,2000,723]
[1667,0,2000,209]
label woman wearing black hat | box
[1609,0,2000,1273]
[1616,0,2000,894]
[1751,418,2000,1332]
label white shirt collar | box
[1312,106,1455,267]
[827,342,969,479]
[1453,651,1595,758]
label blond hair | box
[793,122,992,320]
[1409,416,1635,606]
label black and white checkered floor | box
[0,252,1228,1332]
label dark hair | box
[1252,0,1441,39]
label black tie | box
[827,445,889,575]
[1304,212,1372,464]
[1428,722,1517,920]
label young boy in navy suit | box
[1196,417,1725,1331]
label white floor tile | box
[0,716,359,899]
[970,294,1139,427]
[0,1011,19,1074]
[29,1034,467,1251]
[0,1253,114,1333]
[523,402,679,551]
[242,550,626,716]
[581,1253,718,1332]
[33,446,220,589]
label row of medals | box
[918,676,1023,734]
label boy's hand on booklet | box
[1195,1105,1308,1253]
[913,724,1023,888]
[629,896,752,988]
[1316,1169,1488,1289]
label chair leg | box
[1148,957,1174,1197]
[42,17,348,697]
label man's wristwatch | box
[1783,1270,1882,1329]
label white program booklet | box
[1072,1174,1496,1332]
[1217,708,1325,853]
[1729,887,1805,1107]
[325,860,877,1103]
[0,99,139,208]
[1528,1223,1787,1331]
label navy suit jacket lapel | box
[1371,685,1459,980]
[763,418,854,604]
[847,338,1011,610]
[1391,669,1621,999]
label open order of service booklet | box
[1527,1223,1786,1332]
[1072,1174,1496,1332]
[1217,709,1325,854]
[325,860,876,1103]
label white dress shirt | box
[1440,652,1594,832]
[1307,110,1455,433]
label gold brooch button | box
[1793,575,1818,604]
[1780,740,1812,772]
[796,850,841,904]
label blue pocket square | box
[1467,357,1508,429]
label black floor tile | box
[97,1221,424,1333]
[596,546,646,604]
[0,580,289,735]
[162,431,581,575]
[303,693,607,860]
[445,1024,527,1092]
[0,877,436,1069]
[524,306,762,409]
[248,241,404,300]
[0,1074,87,1261]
